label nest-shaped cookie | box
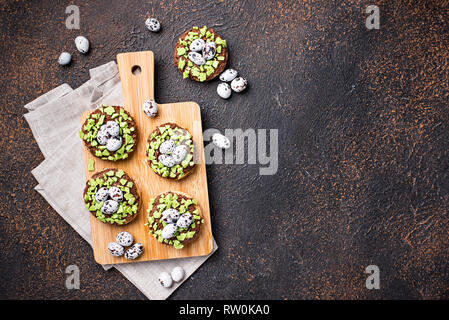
[83,168,140,225]
[146,191,204,249]
[174,25,228,82]
[80,105,137,161]
[146,123,196,180]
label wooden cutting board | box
[81,51,213,264]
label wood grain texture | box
[81,51,213,265]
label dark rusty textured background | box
[0,0,448,299]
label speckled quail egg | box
[107,242,124,257]
[109,186,123,202]
[124,243,144,260]
[101,199,119,214]
[212,133,231,149]
[142,99,158,118]
[171,266,185,282]
[172,145,189,163]
[188,52,206,66]
[202,42,216,60]
[145,18,161,32]
[58,52,71,66]
[95,187,110,203]
[158,271,173,288]
[75,36,90,54]
[217,82,232,99]
[159,139,176,154]
[106,136,123,152]
[189,38,205,52]
[176,212,193,229]
[158,154,176,168]
[116,231,134,247]
[105,121,120,137]
[219,69,238,82]
[161,209,180,224]
[96,130,110,145]
[231,77,248,92]
[161,223,178,239]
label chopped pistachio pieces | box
[177,26,227,81]
[147,193,201,249]
[147,124,195,179]
[88,159,95,171]
[177,47,186,56]
[81,106,136,162]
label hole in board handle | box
[131,65,141,75]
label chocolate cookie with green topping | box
[146,123,196,180]
[80,105,137,162]
[83,168,140,225]
[145,192,204,249]
[174,25,228,82]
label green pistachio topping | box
[84,170,137,225]
[88,159,95,171]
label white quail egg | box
[189,38,205,52]
[109,186,123,202]
[145,18,161,32]
[95,187,110,202]
[212,133,231,149]
[105,121,120,137]
[106,136,123,152]
[159,139,175,154]
[188,52,206,66]
[158,271,173,288]
[219,69,238,82]
[124,243,144,260]
[231,77,248,92]
[107,242,124,257]
[217,82,232,99]
[101,199,119,214]
[57,52,71,66]
[142,100,158,118]
[161,209,180,223]
[172,145,189,163]
[75,36,90,54]
[176,212,193,229]
[116,231,134,247]
[202,42,216,60]
[158,154,176,168]
[161,223,178,239]
[171,266,185,282]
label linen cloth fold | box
[25,61,217,300]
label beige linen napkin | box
[25,61,217,300]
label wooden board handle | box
[117,51,155,108]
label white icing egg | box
[107,242,124,257]
[171,266,185,282]
[159,139,175,154]
[176,212,193,229]
[106,136,123,152]
[95,187,109,202]
[158,271,173,288]
[75,36,90,54]
[109,186,123,202]
[161,223,178,239]
[58,52,71,65]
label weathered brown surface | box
[0,0,448,299]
